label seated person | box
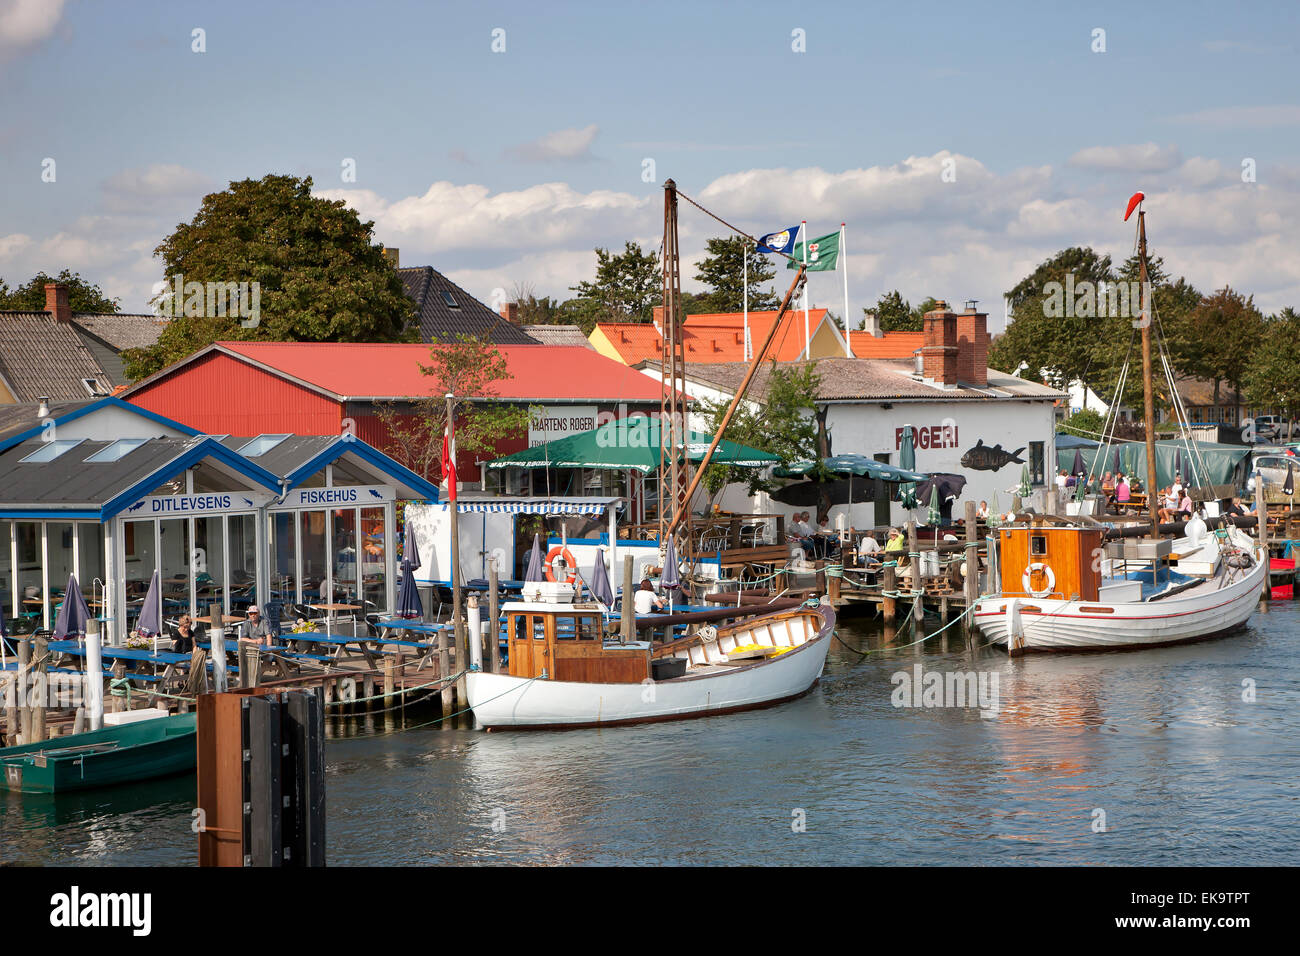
[814,517,841,557]
[884,527,905,556]
[1115,475,1131,504]
[786,511,816,558]
[857,533,883,566]
[171,613,206,655]
[239,604,273,645]
[1178,491,1194,518]
[976,500,989,519]
[633,579,664,615]
[1224,497,1247,517]
[1101,472,1115,496]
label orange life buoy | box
[544,545,578,584]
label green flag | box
[787,229,840,271]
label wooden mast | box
[1137,207,1160,539]
[659,180,691,561]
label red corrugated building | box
[123,342,672,482]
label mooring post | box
[467,593,483,672]
[487,558,500,673]
[882,564,896,624]
[621,554,635,644]
[17,639,31,743]
[32,634,47,742]
[1256,475,1271,601]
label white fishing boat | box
[464,600,835,729]
[971,521,1266,654]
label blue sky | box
[2,0,1298,326]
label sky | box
[2,0,1299,331]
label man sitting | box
[787,511,816,557]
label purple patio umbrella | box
[135,569,162,641]
[524,533,546,583]
[1174,448,1185,483]
[53,574,92,640]
[661,534,682,604]
[1111,446,1121,475]
[395,557,423,620]
[1285,461,1295,497]
[589,549,614,607]
[403,513,421,571]
[1071,449,1086,481]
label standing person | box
[239,605,273,646]
[633,579,663,615]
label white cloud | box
[0,0,63,58]
[102,163,212,212]
[505,124,599,162]
[1069,143,1183,173]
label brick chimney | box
[45,283,71,323]
[499,302,520,325]
[921,300,959,386]
[955,301,988,387]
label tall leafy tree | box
[0,269,120,313]
[1245,308,1300,440]
[373,336,530,481]
[691,236,777,313]
[870,290,916,332]
[1180,286,1265,409]
[123,174,414,380]
[567,241,662,327]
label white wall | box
[44,406,191,441]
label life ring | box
[544,545,578,584]
[1022,562,1055,599]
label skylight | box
[20,439,85,463]
[85,438,149,463]
[441,291,459,308]
[238,434,291,458]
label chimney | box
[499,302,520,325]
[920,300,959,386]
[862,311,882,338]
[45,283,71,323]
[652,305,664,326]
[956,301,989,387]
[383,247,400,269]
[37,396,49,419]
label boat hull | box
[0,713,196,793]
[972,548,1267,654]
[467,606,834,729]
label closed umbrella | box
[1174,448,1185,485]
[589,548,614,608]
[1,595,8,669]
[1285,462,1295,497]
[1111,446,1121,475]
[403,513,421,571]
[926,485,942,526]
[395,558,423,620]
[988,491,1001,528]
[898,425,919,509]
[136,569,162,643]
[53,574,92,640]
[661,535,681,591]
[1071,449,1086,482]
[524,533,545,583]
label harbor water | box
[4,600,1299,866]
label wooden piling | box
[487,559,500,674]
[1256,478,1270,601]
[882,565,897,623]
[17,639,30,744]
[437,618,453,718]
[621,554,635,643]
[32,635,47,742]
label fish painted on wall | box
[960,439,1026,471]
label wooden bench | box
[719,544,792,571]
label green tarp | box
[485,418,780,474]
[1056,438,1251,490]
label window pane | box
[194,516,226,617]
[46,523,75,614]
[0,520,11,620]
[300,510,327,603]
[331,507,357,604]
[124,520,156,631]
[271,512,297,606]
[158,518,192,622]
[78,524,106,620]
[229,514,257,611]
[361,507,386,613]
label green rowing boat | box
[0,713,196,794]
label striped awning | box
[449,496,622,516]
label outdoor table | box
[194,614,245,625]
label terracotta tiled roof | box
[597,308,832,365]
[849,330,925,359]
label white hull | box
[972,546,1267,654]
[466,606,834,729]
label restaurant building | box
[0,399,437,644]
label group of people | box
[169,604,273,655]
[786,510,840,558]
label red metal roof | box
[216,342,665,402]
[849,331,925,359]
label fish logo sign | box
[128,500,146,513]
[960,439,1026,472]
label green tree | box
[1180,286,1265,409]
[910,296,941,327]
[870,290,916,332]
[1245,308,1300,441]
[373,336,530,481]
[697,362,821,495]
[691,236,777,313]
[123,174,413,380]
[567,241,662,327]
[0,269,120,313]
[1058,408,1106,440]
[990,247,1117,394]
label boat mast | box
[1137,207,1160,539]
[659,179,692,561]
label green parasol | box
[1017,464,1032,499]
[926,484,942,526]
[898,425,919,509]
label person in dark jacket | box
[171,613,206,654]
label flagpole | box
[801,220,809,360]
[840,222,850,357]
[743,240,750,360]
[444,392,463,678]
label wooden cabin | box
[997,525,1104,602]
[504,602,649,683]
